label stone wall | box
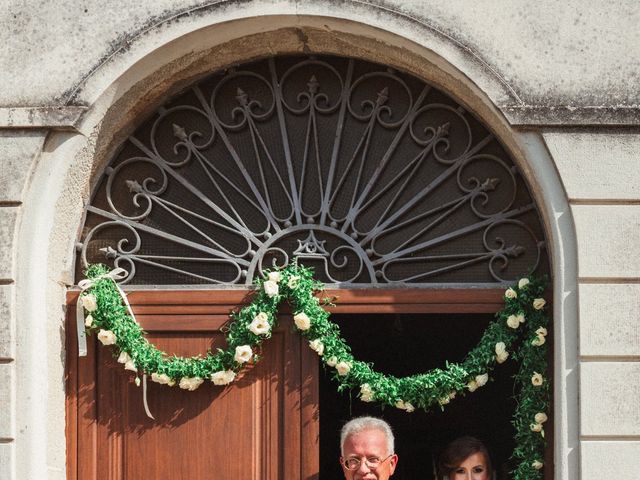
[0,131,47,480]
[544,131,640,480]
[0,1,638,478]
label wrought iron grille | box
[76,55,548,286]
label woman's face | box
[450,452,490,480]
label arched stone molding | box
[14,8,578,479]
[68,3,521,110]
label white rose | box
[536,327,548,337]
[532,335,546,347]
[118,351,131,364]
[118,351,137,371]
[467,380,479,392]
[308,339,324,356]
[263,280,279,297]
[335,361,351,376]
[496,351,509,364]
[211,370,236,385]
[530,422,543,433]
[287,275,300,289]
[151,372,176,386]
[81,293,98,312]
[293,312,311,331]
[326,356,338,367]
[516,313,526,324]
[234,345,253,364]
[179,376,204,391]
[178,377,191,389]
[518,278,530,289]
[360,383,374,402]
[531,372,544,386]
[395,400,414,412]
[84,314,94,328]
[495,342,507,355]
[267,271,282,283]
[533,298,546,310]
[504,288,517,299]
[97,329,117,345]
[506,315,520,329]
[249,313,270,336]
[475,373,489,387]
[535,412,548,424]
[532,460,544,470]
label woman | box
[437,436,493,480]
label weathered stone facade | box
[0,1,638,479]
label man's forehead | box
[344,428,388,449]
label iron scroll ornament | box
[79,262,550,479]
[77,55,547,286]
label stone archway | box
[13,11,578,480]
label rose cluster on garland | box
[79,261,550,480]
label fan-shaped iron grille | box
[76,55,548,286]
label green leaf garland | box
[79,261,550,479]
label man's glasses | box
[342,454,394,470]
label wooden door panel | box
[118,332,283,480]
[69,305,318,480]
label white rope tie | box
[142,374,155,420]
[76,267,130,357]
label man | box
[340,416,398,480]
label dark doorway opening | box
[319,312,518,480]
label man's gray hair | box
[340,416,395,456]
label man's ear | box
[389,454,398,474]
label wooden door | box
[66,290,319,480]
